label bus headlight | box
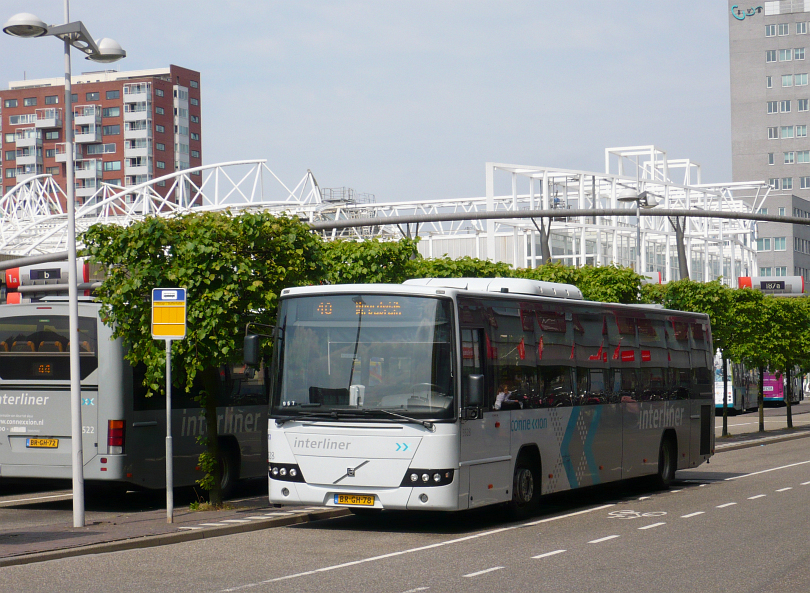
[401,469,454,487]
[269,463,305,482]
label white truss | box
[0,148,767,286]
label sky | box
[0,1,732,202]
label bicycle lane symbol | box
[608,510,667,520]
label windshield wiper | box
[372,409,435,432]
[273,410,337,426]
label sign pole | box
[151,288,186,525]
[166,338,173,523]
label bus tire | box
[218,442,240,499]
[508,454,541,518]
[654,434,676,489]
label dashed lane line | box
[638,522,666,530]
[681,512,705,518]
[716,503,737,508]
[776,487,793,492]
[748,495,767,499]
[802,481,810,486]
[588,535,620,544]
[532,550,567,559]
[463,567,504,578]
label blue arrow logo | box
[396,443,409,452]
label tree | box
[83,211,324,505]
[322,238,418,284]
[409,255,515,280]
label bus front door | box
[459,328,511,509]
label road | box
[716,401,810,436]
[3,437,810,592]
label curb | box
[0,507,351,568]
[715,428,810,452]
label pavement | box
[1,425,809,568]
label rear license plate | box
[26,438,58,448]
[334,493,374,506]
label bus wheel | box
[508,457,540,518]
[218,444,239,499]
[654,436,676,489]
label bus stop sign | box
[151,288,187,340]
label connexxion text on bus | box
[0,300,268,492]
[257,278,715,513]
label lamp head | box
[617,189,639,203]
[87,38,126,63]
[3,13,48,38]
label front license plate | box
[334,493,374,506]
[26,438,58,448]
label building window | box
[23,97,36,107]
[4,99,17,108]
[766,75,773,88]
[801,99,809,111]
[155,88,164,97]
[780,48,793,61]
[768,152,775,165]
[46,166,59,175]
[759,207,769,215]
[782,125,794,138]
[156,161,165,169]
[102,124,120,136]
[767,49,777,62]
[799,22,808,34]
[783,177,794,189]
[767,24,777,36]
[156,124,165,133]
[102,107,120,118]
[190,132,199,141]
[757,238,772,251]
[71,93,78,103]
[768,100,779,113]
[191,150,200,158]
[190,80,199,89]
[155,106,164,115]
[760,267,773,276]
[798,125,808,137]
[106,90,120,100]
[5,169,16,179]
[775,266,788,276]
[44,95,58,105]
[45,148,55,158]
[797,74,808,86]
[779,23,790,35]
[44,130,60,140]
[785,151,795,164]
[779,207,786,216]
[769,178,780,189]
[801,176,810,189]
[797,47,806,60]
[86,91,100,101]
[156,142,165,151]
[3,133,13,143]
[768,126,778,139]
[190,115,199,124]
[190,98,199,106]
[775,237,787,250]
[781,100,792,112]
[783,74,793,87]
[799,150,810,162]
[4,150,15,161]
[103,160,121,172]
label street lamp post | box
[617,190,658,272]
[3,3,125,529]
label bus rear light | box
[100,458,107,463]
[126,473,133,478]
[100,468,107,471]
[107,420,125,454]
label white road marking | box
[725,460,810,481]
[748,495,766,500]
[638,522,666,530]
[222,519,252,523]
[532,549,567,559]
[221,504,614,591]
[588,535,620,544]
[245,516,268,520]
[801,481,810,486]
[263,512,288,516]
[669,489,683,493]
[681,512,705,518]
[199,523,228,527]
[776,487,793,492]
[716,503,737,508]
[0,493,72,505]
[638,496,651,501]
[178,526,203,531]
[400,588,429,593]
[463,567,504,578]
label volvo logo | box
[333,460,369,484]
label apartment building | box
[729,0,810,281]
[0,64,201,203]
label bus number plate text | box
[334,493,374,506]
[26,438,58,448]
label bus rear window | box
[0,315,98,380]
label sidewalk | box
[2,426,810,568]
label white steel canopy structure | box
[0,147,768,286]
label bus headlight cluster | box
[401,469,454,487]
[269,463,305,483]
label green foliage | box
[516,263,643,304]
[322,238,418,284]
[83,211,324,499]
[408,255,515,279]
[659,279,733,352]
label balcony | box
[124,144,149,158]
[74,159,102,180]
[123,83,150,104]
[15,128,41,149]
[15,149,41,167]
[16,165,43,183]
[73,105,101,127]
[124,108,149,122]
[35,108,63,129]
[125,161,151,177]
[74,125,102,144]
[54,143,82,163]
[123,123,151,140]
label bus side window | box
[461,328,484,408]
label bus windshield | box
[272,294,454,420]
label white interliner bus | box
[0,300,268,493]
[267,278,715,513]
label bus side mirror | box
[466,374,484,407]
[244,334,261,367]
